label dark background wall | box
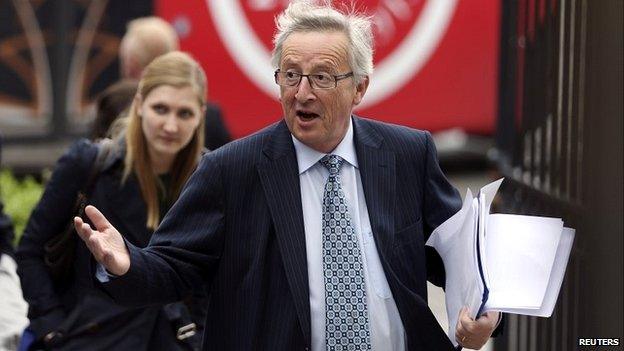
[0,0,151,140]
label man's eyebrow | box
[311,64,333,72]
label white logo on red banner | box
[207,0,457,108]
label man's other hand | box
[455,307,500,350]
[74,205,130,276]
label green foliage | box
[0,168,44,245]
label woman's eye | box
[178,110,194,119]
[152,104,168,114]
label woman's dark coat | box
[16,139,204,350]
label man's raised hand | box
[74,205,130,276]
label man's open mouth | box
[296,111,319,121]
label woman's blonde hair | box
[121,51,206,230]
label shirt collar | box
[291,117,358,175]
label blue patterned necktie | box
[320,154,371,351]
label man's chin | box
[293,131,319,148]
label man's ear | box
[353,76,369,106]
[126,56,144,80]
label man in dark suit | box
[75,1,499,350]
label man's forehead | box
[282,30,348,48]
[280,31,349,68]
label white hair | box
[271,0,374,84]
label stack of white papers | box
[426,178,575,346]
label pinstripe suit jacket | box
[103,116,461,351]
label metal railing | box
[494,0,622,349]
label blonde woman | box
[17,52,207,350]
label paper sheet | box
[483,214,563,310]
[477,178,504,289]
[426,189,482,346]
[490,227,575,316]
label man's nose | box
[295,76,316,103]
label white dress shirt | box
[292,118,406,351]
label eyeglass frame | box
[274,69,354,90]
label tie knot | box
[320,154,344,175]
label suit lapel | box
[256,121,311,346]
[353,117,397,256]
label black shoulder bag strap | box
[162,302,199,350]
[43,139,115,284]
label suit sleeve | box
[421,131,462,288]
[15,139,98,338]
[420,132,506,336]
[101,152,225,307]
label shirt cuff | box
[95,263,118,282]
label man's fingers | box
[74,216,83,237]
[459,306,471,320]
[455,308,499,349]
[74,216,106,261]
[454,330,464,345]
[479,311,499,323]
[455,307,469,345]
[74,216,91,241]
[458,307,476,333]
[84,205,111,232]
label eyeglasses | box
[274,70,354,90]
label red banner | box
[156,0,499,138]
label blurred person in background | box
[16,52,208,350]
[118,16,231,151]
[0,135,29,351]
[90,80,138,141]
[118,16,178,81]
